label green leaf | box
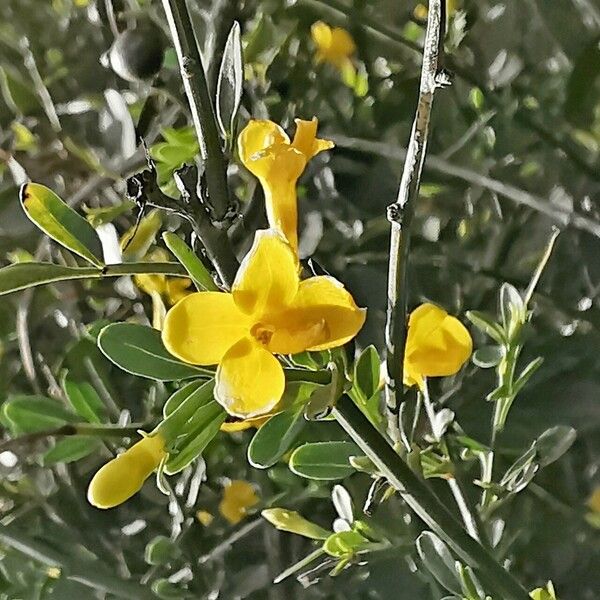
[162,379,207,417]
[164,401,226,474]
[98,323,210,381]
[354,345,381,401]
[499,283,526,334]
[456,563,486,600]
[512,357,544,395]
[216,21,243,143]
[162,232,217,291]
[466,311,506,345]
[472,345,504,368]
[144,535,181,566]
[63,379,105,423]
[0,261,187,296]
[1,396,77,435]
[535,425,576,467]
[416,531,461,595]
[248,405,305,468]
[262,508,331,540]
[323,530,369,558]
[0,66,41,115]
[20,183,103,266]
[42,436,100,466]
[289,441,360,480]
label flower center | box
[250,322,275,346]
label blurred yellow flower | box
[196,510,214,526]
[162,229,365,418]
[414,0,460,19]
[87,433,166,509]
[219,480,259,525]
[404,303,472,389]
[238,118,333,253]
[311,21,356,70]
[134,248,192,306]
[587,487,600,513]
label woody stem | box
[333,395,529,600]
[384,0,447,443]
[161,0,232,223]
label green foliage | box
[289,441,360,480]
[20,183,103,266]
[97,322,211,380]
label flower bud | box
[88,433,166,509]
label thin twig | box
[331,135,600,238]
[384,0,446,442]
[161,0,232,222]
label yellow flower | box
[134,249,192,306]
[219,480,259,525]
[162,229,366,418]
[87,433,166,509]
[404,303,472,389]
[311,21,356,70]
[238,118,333,253]
[196,510,214,526]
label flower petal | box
[403,303,473,387]
[330,27,357,57]
[292,118,335,161]
[238,119,289,174]
[162,292,250,365]
[232,229,299,317]
[268,276,366,353]
[215,337,285,418]
[311,21,333,51]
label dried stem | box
[384,0,447,441]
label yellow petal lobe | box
[215,337,285,418]
[237,119,289,173]
[87,433,166,509]
[404,303,473,388]
[292,118,335,160]
[268,276,366,353]
[162,292,250,365]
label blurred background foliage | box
[0,0,599,598]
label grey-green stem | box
[384,0,446,442]
[161,0,232,223]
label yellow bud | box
[87,433,166,509]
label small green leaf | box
[535,426,576,467]
[466,311,506,345]
[456,563,486,600]
[354,345,381,401]
[499,283,526,333]
[416,532,461,595]
[98,323,211,381]
[144,535,181,566]
[1,396,77,435]
[162,232,217,291]
[42,437,100,466]
[262,508,331,540]
[20,183,103,266]
[164,402,226,474]
[63,379,105,423]
[162,379,207,417]
[248,405,306,468]
[289,441,359,480]
[0,261,186,296]
[216,21,243,143]
[512,357,543,395]
[472,345,504,368]
[323,530,368,558]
